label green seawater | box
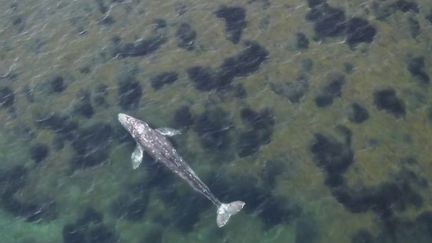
[0,0,432,242]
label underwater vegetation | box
[215,6,247,44]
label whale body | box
[118,113,245,227]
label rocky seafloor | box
[0,0,432,242]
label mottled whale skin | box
[118,113,245,227]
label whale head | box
[118,113,141,133]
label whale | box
[118,113,245,227]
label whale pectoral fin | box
[131,143,143,169]
[156,127,181,137]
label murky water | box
[1,0,432,242]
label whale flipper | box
[156,127,181,137]
[131,143,144,169]
[216,201,245,227]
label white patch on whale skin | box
[131,143,144,169]
[156,127,181,136]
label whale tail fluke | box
[216,201,245,227]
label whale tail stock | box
[216,201,245,227]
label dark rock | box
[176,23,196,51]
[348,103,369,123]
[187,66,219,91]
[70,123,112,169]
[30,143,49,163]
[118,78,142,110]
[117,36,167,58]
[0,87,15,108]
[394,0,419,13]
[407,56,430,84]
[50,76,66,93]
[173,105,194,128]
[296,32,309,50]
[373,89,406,118]
[219,41,269,82]
[346,18,377,47]
[151,72,178,90]
[73,91,94,119]
[215,6,247,44]
[194,107,232,150]
[237,131,260,157]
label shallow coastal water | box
[1,0,432,242]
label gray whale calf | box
[118,113,245,227]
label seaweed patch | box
[117,77,142,110]
[296,32,309,50]
[115,35,167,58]
[0,166,57,222]
[70,123,113,169]
[30,143,49,164]
[73,90,94,119]
[176,23,197,51]
[236,107,274,157]
[49,76,67,93]
[373,89,406,118]
[215,6,247,44]
[348,102,369,124]
[173,105,194,128]
[187,66,219,91]
[63,208,118,243]
[194,106,232,151]
[0,86,15,108]
[110,182,149,221]
[219,41,269,83]
[407,56,430,85]
[314,73,345,108]
[306,3,376,47]
[151,72,178,90]
[270,75,309,103]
